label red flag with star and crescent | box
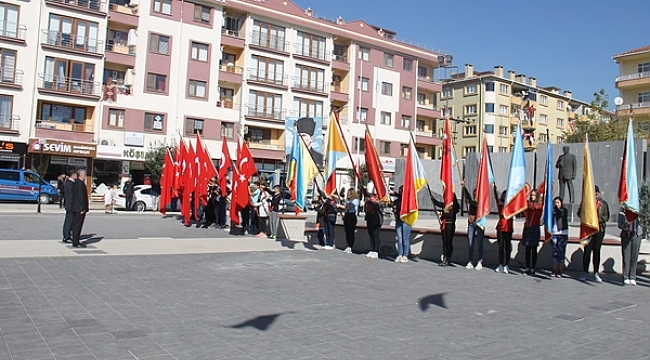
[218,137,232,197]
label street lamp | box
[36,138,47,213]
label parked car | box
[0,169,59,204]
[114,184,156,212]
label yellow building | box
[438,64,589,159]
[613,45,650,122]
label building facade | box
[613,45,650,123]
[439,64,589,159]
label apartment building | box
[613,45,650,123]
[439,64,589,159]
[0,0,445,189]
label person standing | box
[522,189,544,275]
[123,175,135,211]
[103,185,114,214]
[392,186,411,263]
[217,182,229,229]
[579,185,609,282]
[321,193,338,250]
[618,208,642,286]
[254,183,270,237]
[249,182,261,235]
[431,193,460,266]
[462,182,484,270]
[342,188,359,254]
[57,174,66,209]
[268,185,282,239]
[551,197,569,278]
[364,194,383,259]
[494,186,513,274]
[61,170,77,243]
[71,170,89,248]
[151,177,161,213]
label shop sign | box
[28,139,97,157]
[123,147,147,160]
[68,158,87,167]
[0,141,27,154]
[122,161,130,174]
[51,156,68,165]
[124,132,144,147]
[380,158,396,172]
[130,161,145,170]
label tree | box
[564,89,627,143]
[639,181,650,239]
[144,145,168,178]
[347,163,369,190]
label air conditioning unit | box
[100,139,114,146]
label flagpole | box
[333,108,367,196]
[408,132,441,227]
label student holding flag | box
[522,189,544,275]
[461,182,483,270]
[618,118,641,286]
[578,185,609,282]
[551,197,569,277]
[493,186,513,274]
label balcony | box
[221,28,245,48]
[247,70,288,89]
[35,119,95,143]
[616,71,650,89]
[219,64,243,84]
[108,3,139,27]
[37,74,101,99]
[417,76,442,93]
[248,141,285,151]
[617,102,650,116]
[249,31,290,54]
[0,68,24,89]
[105,41,136,67]
[245,105,285,122]
[415,130,440,146]
[216,101,239,122]
[292,79,328,96]
[45,0,106,15]
[0,23,27,44]
[331,54,350,71]
[41,30,104,57]
[293,44,330,65]
[416,103,442,119]
[0,115,20,134]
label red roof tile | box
[613,45,650,58]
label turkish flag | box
[218,137,232,197]
[159,149,174,215]
[182,143,196,226]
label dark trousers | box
[217,201,227,227]
[559,178,575,203]
[241,205,251,229]
[323,215,336,247]
[441,222,455,262]
[497,231,513,266]
[583,230,604,273]
[71,212,86,246]
[621,232,641,280]
[343,213,357,249]
[205,201,215,224]
[125,194,134,211]
[249,209,260,235]
[59,194,64,208]
[525,245,538,269]
[367,224,381,252]
[62,211,74,240]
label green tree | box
[347,164,369,190]
[144,146,169,178]
[564,89,627,143]
[639,181,650,239]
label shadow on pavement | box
[418,293,447,311]
[82,236,104,245]
[229,313,288,331]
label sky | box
[292,0,650,108]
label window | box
[539,114,547,124]
[357,76,369,91]
[221,122,234,138]
[153,0,172,15]
[296,31,326,60]
[465,84,477,94]
[417,66,427,79]
[293,97,324,118]
[39,103,85,124]
[485,82,495,92]
[249,55,284,85]
[43,57,96,94]
[638,62,650,73]
[400,144,409,156]
[416,119,425,132]
[0,3,19,39]
[248,127,271,143]
[380,141,391,155]
[108,109,124,127]
[417,93,427,105]
[46,14,100,53]
[383,53,393,67]
[193,4,210,23]
[463,146,476,157]
[540,95,548,106]
[248,90,283,119]
[381,82,393,96]
[484,124,494,134]
[499,105,508,115]
[499,126,508,135]
[402,86,412,100]
[638,91,650,103]
[403,58,413,71]
[380,111,392,125]
[0,95,11,129]
[188,80,206,98]
[539,133,548,143]
[144,113,164,131]
[556,118,564,128]
[442,87,453,98]
[485,103,495,113]
[526,92,537,101]
[251,21,286,52]
[401,115,411,129]
[354,138,366,152]
[487,146,494,152]
[358,47,369,61]
[191,42,208,61]
[357,107,368,122]
[443,107,452,117]
[220,88,234,108]
[294,65,325,92]
[149,33,169,55]
[185,118,204,135]
[499,147,508,153]
[499,84,509,94]
[464,125,477,136]
[465,104,477,115]
[557,100,564,110]
[146,73,167,92]
[0,48,16,82]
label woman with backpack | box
[364,193,383,259]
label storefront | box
[27,139,96,191]
[0,141,27,169]
[95,145,146,186]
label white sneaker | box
[630,279,637,286]
[623,279,630,286]
[466,262,474,270]
[323,245,334,250]
[372,252,379,259]
[593,273,602,283]
[495,265,503,273]
[579,273,588,281]
[365,252,373,258]
[395,255,402,263]
[503,265,509,274]
[343,247,352,254]
[475,261,483,271]
[400,256,408,263]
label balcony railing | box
[217,100,239,110]
[38,74,101,96]
[249,31,290,53]
[219,64,244,74]
[36,119,93,133]
[41,30,104,54]
[247,69,288,86]
[418,75,440,84]
[415,130,435,137]
[0,68,24,85]
[616,71,650,82]
[245,105,285,121]
[221,28,243,39]
[332,54,349,63]
[293,44,329,61]
[0,115,20,132]
[292,79,327,93]
[417,102,440,110]
[108,2,138,15]
[616,102,650,111]
[248,141,285,151]
[105,40,136,55]
[331,85,349,93]
[0,22,27,40]
[46,0,105,12]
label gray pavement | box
[0,204,649,359]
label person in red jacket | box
[493,185,513,274]
[522,189,544,275]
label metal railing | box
[46,0,106,12]
[417,75,441,84]
[105,40,135,55]
[616,102,650,111]
[331,85,349,93]
[219,64,244,74]
[292,79,327,93]
[0,22,27,40]
[249,31,290,52]
[417,102,440,111]
[332,54,349,63]
[616,71,650,82]
[37,74,101,96]
[221,28,243,39]
[217,100,239,110]
[0,115,19,132]
[0,68,24,85]
[108,2,138,15]
[247,69,288,86]
[247,141,285,151]
[245,105,285,121]
[36,118,93,133]
[41,29,104,54]
[293,44,329,61]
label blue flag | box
[542,141,554,240]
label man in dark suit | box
[71,170,89,248]
[556,145,576,203]
[123,175,135,211]
[61,170,77,244]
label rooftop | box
[612,44,650,59]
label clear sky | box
[293,0,650,108]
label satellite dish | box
[614,97,624,106]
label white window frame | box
[381,82,393,96]
[357,76,369,91]
[499,105,508,115]
[556,118,564,128]
[380,111,392,125]
[465,104,477,115]
[188,80,207,98]
[465,84,477,95]
[499,84,508,94]
[358,47,369,61]
[540,95,548,106]
[557,100,564,110]
[191,42,208,61]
